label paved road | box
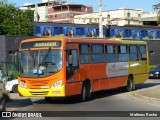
[4,79,160,119]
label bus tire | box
[126,76,133,92]
[12,84,18,93]
[80,84,87,102]
[45,97,51,103]
[86,82,91,99]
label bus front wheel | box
[80,84,86,102]
[80,82,91,102]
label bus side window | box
[79,44,92,64]
[129,45,138,61]
[106,45,118,63]
[118,45,128,62]
[67,50,78,67]
[66,49,78,79]
[139,45,147,60]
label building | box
[142,12,158,26]
[74,12,108,25]
[48,3,93,23]
[74,8,145,26]
[22,0,93,23]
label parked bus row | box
[34,22,160,39]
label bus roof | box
[21,37,147,45]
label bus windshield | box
[19,49,62,78]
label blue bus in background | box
[34,22,160,40]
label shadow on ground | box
[6,98,32,109]
[34,80,160,104]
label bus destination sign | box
[33,42,60,47]
[21,41,61,49]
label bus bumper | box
[18,85,65,97]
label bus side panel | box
[129,60,148,85]
[91,80,100,92]
[88,64,107,80]
[65,82,82,96]
[82,63,109,92]
[99,78,110,91]
[110,76,127,89]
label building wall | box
[48,5,93,23]
[37,6,48,22]
[74,12,108,25]
[0,36,7,62]
[0,36,34,63]
[74,9,144,26]
[146,40,160,65]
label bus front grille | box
[29,91,49,95]
[28,80,50,87]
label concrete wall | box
[146,40,160,65]
[0,36,34,63]
[0,36,7,62]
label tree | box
[0,0,34,36]
[153,3,160,25]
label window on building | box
[107,14,110,18]
[127,13,130,18]
[138,14,141,18]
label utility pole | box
[99,0,103,38]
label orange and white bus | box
[18,37,149,102]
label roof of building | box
[23,1,86,8]
[23,2,51,7]
[107,8,143,12]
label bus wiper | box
[43,47,51,62]
[37,47,52,75]
[28,48,34,60]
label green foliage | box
[0,0,34,36]
[149,65,156,70]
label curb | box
[0,99,6,112]
[131,89,160,104]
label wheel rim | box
[13,85,18,93]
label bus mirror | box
[68,55,73,65]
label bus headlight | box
[155,72,159,74]
[52,80,62,88]
[19,81,27,88]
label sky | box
[8,0,160,12]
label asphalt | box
[1,83,160,111]
[132,84,160,104]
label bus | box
[18,37,149,102]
